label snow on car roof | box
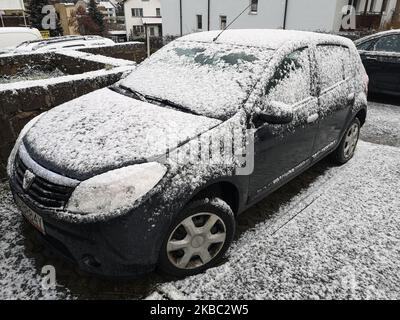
[179,29,352,49]
[355,29,400,44]
[0,27,40,34]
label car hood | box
[23,88,221,180]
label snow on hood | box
[23,88,221,180]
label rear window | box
[316,45,349,90]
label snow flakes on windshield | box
[120,41,274,120]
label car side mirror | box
[254,100,294,125]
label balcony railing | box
[356,12,383,30]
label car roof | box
[0,27,41,35]
[178,29,352,50]
[18,35,107,46]
[355,29,400,44]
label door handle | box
[365,56,377,61]
[307,113,319,124]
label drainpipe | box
[363,0,369,14]
[283,0,289,29]
[208,0,211,31]
[179,0,183,36]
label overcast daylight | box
[0,0,399,311]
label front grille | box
[14,155,74,208]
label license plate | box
[15,196,46,235]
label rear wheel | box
[158,198,235,278]
[330,117,361,164]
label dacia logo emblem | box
[23,170,35,191]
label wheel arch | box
[190,180,242,216]
[355,107,367,127]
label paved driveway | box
[0,100,399,299]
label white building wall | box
[286,0,348,32]
[124,0,162,39]
[162,0,349,37]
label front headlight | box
[66,162,167,215]
[7,113,45,178]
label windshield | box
[120,40,274,120]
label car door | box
[248,47,319,201]
[313,44,353,155]
[369,34,400,93]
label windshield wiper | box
[112,85,199,116]
[117,85,148,102]
[144,95,199,116]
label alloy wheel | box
[344,123,359,159]
[166,213,227,269]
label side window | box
[356,40,374,51]
[374,35,400,53]
[265,48,311,105]
[316,45,345,90]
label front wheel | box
[330,117,361,164]
[158,198,235,278]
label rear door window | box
[316,45,347,90]
[374,35,400,53]
[265,47,311,105]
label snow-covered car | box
[0,27,42,53]
[8,30,368,278]
[11,35,115,53]
[355,29,400,96]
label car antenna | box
[213,3,252,42]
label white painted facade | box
[124,0,162,40]
[161,0,351,37]
[99,1,117,21]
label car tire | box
[330,117,361,165]
[158,198,236,278]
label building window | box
[156,8,161,16]
[132,26,144,36]
[220,16,227,30]
[250,0,258,14]
[150,27,155,36]
[132,8,143,17]
[197,14,203,30]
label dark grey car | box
[8,30,368,278]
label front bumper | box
[10,178,168,278]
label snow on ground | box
[157,140,400,300]
[360,101,400,147]
[0,182,164,299]
[0,184,72,299]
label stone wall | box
[0,51,136,180]
[78,42,148,63]
[0,52,105,77]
